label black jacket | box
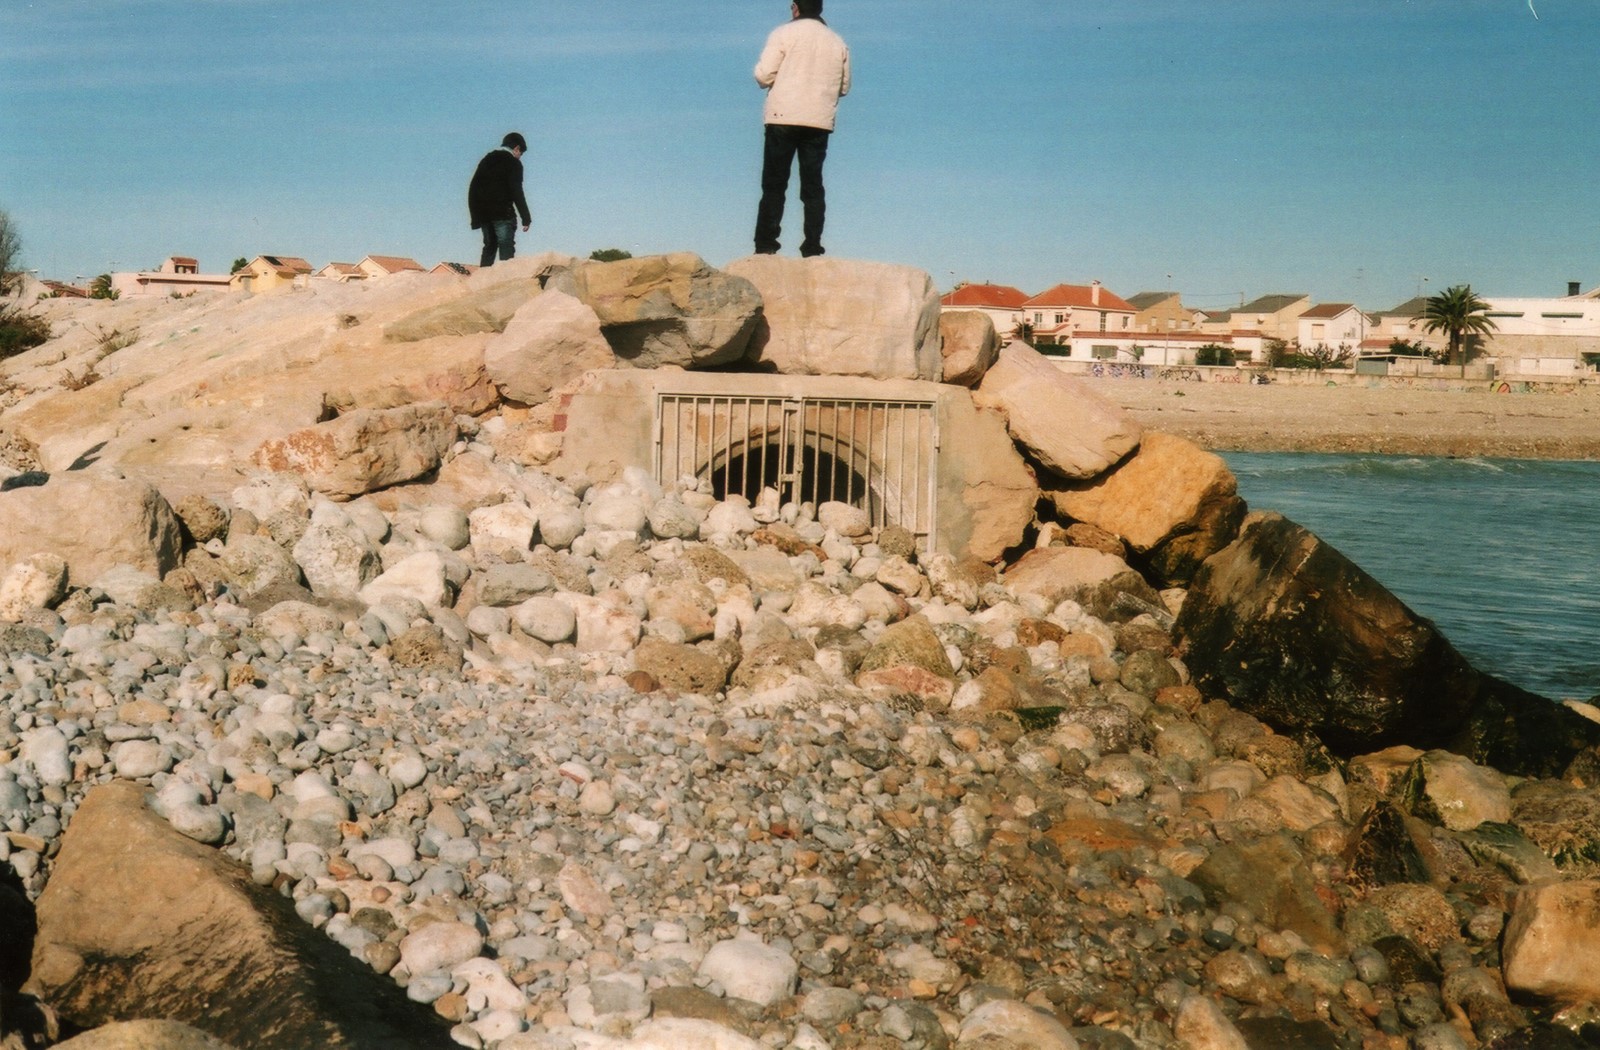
[468,148,531,229]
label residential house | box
[317,262,366,282]
[230,255,313,294]
[1126,291,1199,334]
[1231,294,1311,343]
[1022,282,1136,346]
[357,255,424,279]
[110,256,233,298]
[431,262,477,278]
[939,282,1030,338]
[1295,303,1367,355]
[1477,286,1600,375]
[1365,297,1447,356]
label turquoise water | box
[1221,453,1600,702]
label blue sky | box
[2,0,1596,311]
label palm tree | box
[1422,284,1497,365]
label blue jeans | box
[480,219,518,267]
[755,124,831,257]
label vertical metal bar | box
[831,401,842,506]
[864,402,876,525]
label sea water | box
[1221,453,1600,702]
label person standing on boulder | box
[752,0,850,258]
[469,132,532,268]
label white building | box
[110,257,233,298]
[1479,289,1600,376]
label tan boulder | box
[938,309,999,387]
[252,403,457,500]
[1002,546,1164,623]
[725,256,942,380]
[484,290,615,406]
[0,475,182,588]
[0,552,69,621]
[857,615,955,680]
[1048,430,1246,585]
[632,638,732,694]
[1503,879,1600,1003]
[316,334,499,418]
[50,1019,239,1050]
[379,251,570,342]
[25,782,452,1048]
[974,341,1142,480]
[1405,749,1511,831]
[547,252,760,368]
[940,389,1038,563]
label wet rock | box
[1177,512,1600,776]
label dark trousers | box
[479,219,517,267]
[754,124,830,257]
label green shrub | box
[0,304,51,359]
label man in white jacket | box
[753,0,851,258]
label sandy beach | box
[1087,377,1600,460]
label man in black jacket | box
[468,132,532,267]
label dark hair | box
[794,0,823,17]
[502,132,527,152]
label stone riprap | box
[0,255,1598,1048]
[0,465,1590,1048]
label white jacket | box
[754,18,851,131]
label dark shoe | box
[754,243,780,255]
[800,245,825,258]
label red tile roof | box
[1023,283,1135,312]
[941,283,1029,309]
[362,255,424,273]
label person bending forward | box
[469,132,532,267]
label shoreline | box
[1086,377,1600,461]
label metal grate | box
[654,392,939,551]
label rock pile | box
[0,254,1597,1049]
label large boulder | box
[50,1020,239,1049]
[252,403,458,500]
[724,257,942,380]
[483,289,615,406]
[25,782,452,1048]
[1047,431,1246,586]
[1502,880,1600,1004]
[1001,546,1164,623]
[938,310,999,387]
[1176,512,1600,776]
[380,252,568,342]
[940,388,1038,562]
[973,341,1141,480]
[0,474,183,587]
[546,253,760,368]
